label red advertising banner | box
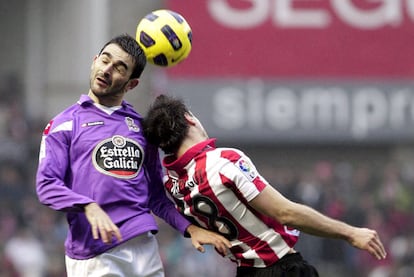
[166,0,414,79]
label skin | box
[179,112,387,260]
[250,187,387,260]
[83,44,231,254]
[88,44,139,107]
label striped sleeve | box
[218,149,269,202]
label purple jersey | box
[36,94,190,259]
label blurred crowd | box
[256,158,414,277]
[0,78,413,277]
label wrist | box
[82,202,97,212]
[185,224,198,237]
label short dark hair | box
[143,94,190,154]
[98,34,147,79]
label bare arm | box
[250,186,387,260]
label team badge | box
[125,117,140,132]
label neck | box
[88,90,123,107]
[176,140,196,159]
[176,132,208,159]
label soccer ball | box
[136,9,192,67]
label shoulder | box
[213,147,259,177]
[43,103,80,135]
[122,101,142,117]
[213,147,248,162]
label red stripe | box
[196,150,279,266]
[219,149,299,261]
[43,120,53,135]
[219,173,279,266]
[166,147,299,267]
[108,170,136,176]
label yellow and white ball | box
[136,9,192,67]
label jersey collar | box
[163,138,216,171]
[78,94,133,109]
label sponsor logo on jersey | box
[237,158,257,180]
[169,177,183,197]
[81,121,104,127]
[167,176,197,197]
[92,135,144,179]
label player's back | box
[163,140,299,267]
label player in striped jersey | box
[143,94,387,277]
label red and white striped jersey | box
[162,139,300,268]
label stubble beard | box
[90,74,128,101]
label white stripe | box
[39,135,46,161]
[51,120,73,133]
[205,149,291,267]
[184,160,209,229]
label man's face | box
[89,44,135,99]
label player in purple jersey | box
[35,34,230,277]
[143,94,387,277]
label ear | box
[184,113,197,125]
[91,55,98,69]
[126,78,139,91]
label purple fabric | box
[36,94,190,259]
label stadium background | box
[1,0,413,276]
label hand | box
[186,225,232,255]
[348,227,387,260]
[84,202,122,244]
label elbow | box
[274,205,299,226]
[36,179,54,207]
[36,186,49,206]
[277,211,294,226]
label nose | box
[102,63,113,76]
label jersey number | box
[193,196,238,240]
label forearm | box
[150,196,191,235]
[36,177,94,212]
[287,202,386,259]
[250,186,355,241]
[251,186,386,259]
[285,202,355,241]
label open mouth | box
[96,76,110,87]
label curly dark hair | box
[143,94,190,154]
[98,34,147,79]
